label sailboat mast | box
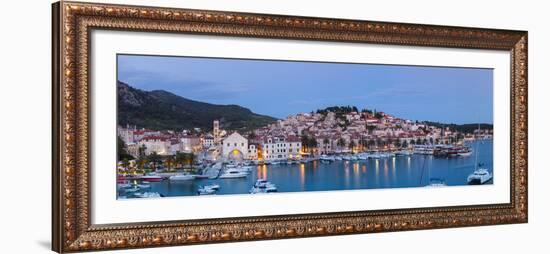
[474,122,480,170]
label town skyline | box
[118,54,493,125]
[118,80,494,126]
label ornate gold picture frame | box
[52,1,527,252]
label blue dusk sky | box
[118,54,493,124]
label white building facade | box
[221,132,248,160]
[261,136,301,161]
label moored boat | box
[395,150,413,156]
[219,170,248,179]
[139,173,164,182]
[134,192,162,198]
[467,166,493,185]
[169,174,196,181]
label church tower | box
[213,120,220,145]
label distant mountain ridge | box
[117,81,277,131]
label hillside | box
[117,81,277,131]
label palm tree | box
[175,152,186,168]
[147,152,162,171]
[164,155,175,171]
[186,153,196,167]
[136,157,148,173]
[120,158,130,173]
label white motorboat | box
[457,147,473,157]
[413,145,435,155]
[134,192,161,198]
[197,186,217,195]
[117,183,132,189]
[219,170,248,179]
[124,187,140,193]
[169,174,196,181]
[137,184,151,189]
[320,155,335,162]
[250,179,278,194]
[467,167,493,184]
[197,188,216,195]
[204,184,220,190]
[395,150,413,156]
[368,153,381,159]
[427,178,447,188]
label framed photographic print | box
[52,1,528,252]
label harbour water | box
[119,140,493,198]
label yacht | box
[169,174,195,181]
[467,167,493,184]
[219,170,248,179]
